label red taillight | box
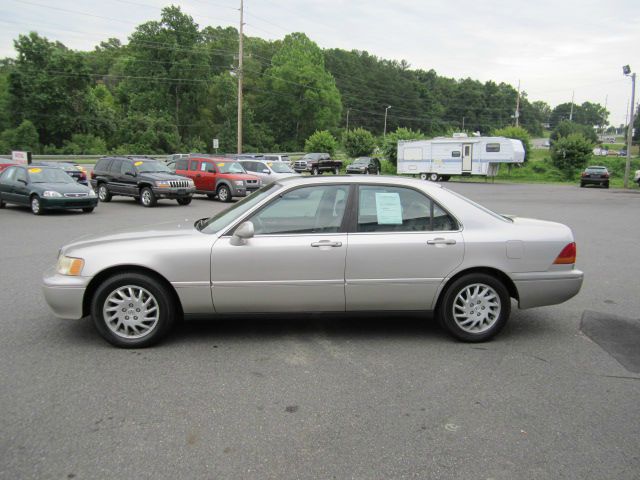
[603,173,609,178]
[90,171,96,180]
[80,171,87,180]
[581,172,586,177]
[554,242,576,265]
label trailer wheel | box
[419,173,428,181]
[429,173,440,182]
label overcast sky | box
[1,0,638,127]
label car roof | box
[586,165,607,169]
[276,175,443,190]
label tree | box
[551,133,593,179]
[382,127,426,166]
[492,125,532,161]
[342,128,376,157]
[304,130,337,155]
[575,101,608,128]
[258,33,342,148]
[550,120,597,144]
[0,119,39,153]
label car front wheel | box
[217,184,232,202]
[90,272,177,348]
[31,195,43,215]
[140,187,157,207]
[437,273,510,342]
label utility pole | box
[602,94,608,138]
[236,0,244,154]
[462,116,465,130]
[514,80,520,127]
[569,90,575,121]
[346,108,350,131]
[623,66,636,188]
[383,105,391,137]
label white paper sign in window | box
[375,192,403,225]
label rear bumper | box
[512,269,583,309]
[581,178,608,185]
[42,267,90,319]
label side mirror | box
[230,221,255,246]
[262,169,270,174]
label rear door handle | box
[311,240,342,248]
[427,238,456,245]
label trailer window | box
[486,143,501,152]
[451,151,461,158]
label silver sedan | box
[43,176,583,347]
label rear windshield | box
[586,167,607,171]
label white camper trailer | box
[397,136,525,181]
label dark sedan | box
[580,166,609,188]
[33,161,89,185]
[0,165,98,215]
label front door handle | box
[427,238,456,245]
[311,240,342,248]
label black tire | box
[217,184,232,203]
[311,167,319,176]
[82,207,95,213]
[140,186,157,207]
[436,273,511,342]
[97,183,112,202]
[0,194,5,209]
[90,272,177,348]
[334,167,340,175]
[429,173,440,182]
[580,183,585,188]
[177,197,192,205]
[30,195,43,215]
[604,183,609,189]
[419,173,428,181]
[441,175,451,182]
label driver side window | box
[248,185,349,235]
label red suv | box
[170,156,261,202]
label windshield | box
[200,183,280,234]
[218,162,246,174]
[269,162,294,173]
[353,157,369,164]
[28,167,75,183]
[135,161,172,173]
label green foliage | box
[0,119,39,153]
[550,133,593,179]
[342,128,376,157]
[549,102,608,129]
[382,127,426,166]
[492,125,532,161]
[304,130,337,155]
[59,134,107,154]
[550,120,598,144]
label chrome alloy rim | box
[98,185,108,200]
[452,283,501,333]
[218,188,228,201]
[31,197,40,213]
[141,190,152,205]
[103,285,159,339]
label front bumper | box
[42,267,90,320]
[512,269,584,309]
[42,197,99,210]
[152,187,196,199]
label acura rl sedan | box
[43,176,583,347]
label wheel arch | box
[434,266,519,313]
[82,265,184,319]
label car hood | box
[62,221,199,253]
[140,172,189,181]
[32,182,92,193]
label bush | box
[492,125,532,161]
[0,120,40,153]
[551,133,593,179]
[304,130,338,155]
[550,120,598,145]
[59,134,107,154]
[382,127,426,166]
[342,128,376,157]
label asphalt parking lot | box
[1,182,639,479]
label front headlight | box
[43,191,63,198]
[88,189,97,197]
[155,181,171,188]
[234,180,244,186]
[56,255,85,276]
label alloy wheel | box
[452,283,501,334]
[102,285,160,339]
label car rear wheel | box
[91,272,177,348]
[97,184,112,202]
[30,195,43,215]
[604,183,609,189]
[177,197,192,205]
[0,195,5,208]
[140,187,157,207]
[437,273,510,342]
[580,182,585,188]
[217,184,232,203]
[82,207,95,213]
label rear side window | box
[175,159,188,170]
[486,143,500,152]
[201,161,216,173]
[110,159,123,172]
[357,185,457,232]
[95,158,112,172]
[1,167,17,181]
